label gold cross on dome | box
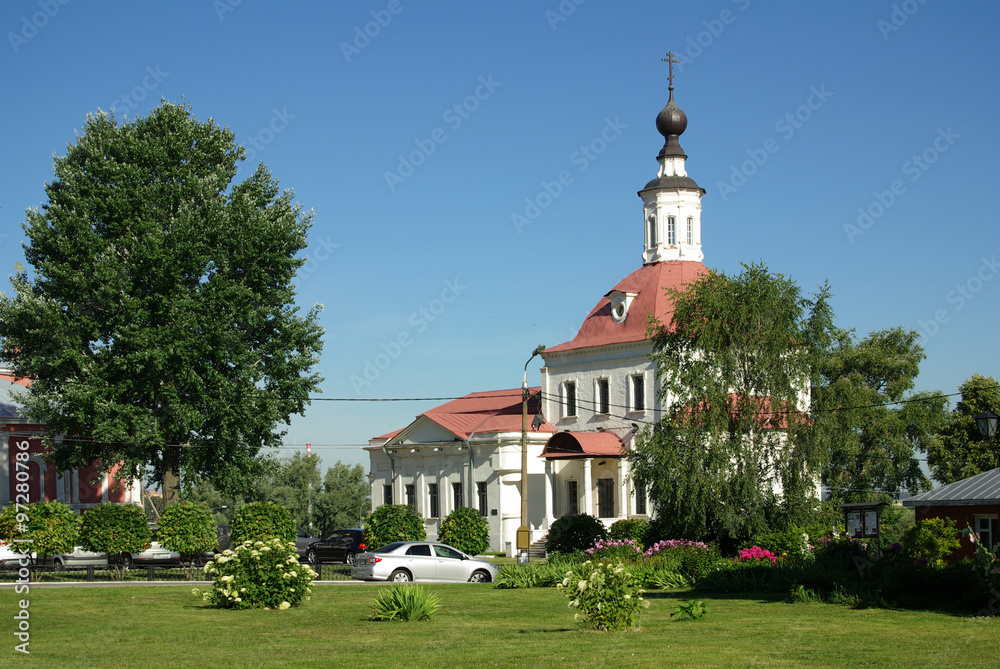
[661,51,679,86]
[13,261,24,273]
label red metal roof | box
[372,388,555,442]
[545,261,709,353]
[541,431,624,459]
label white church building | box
[365,75,712,555]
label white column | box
[543,459,554,529]
[617,458,628,519]
[583,459,593,517]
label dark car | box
[306,529,366,565]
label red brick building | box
[1,369,141,510]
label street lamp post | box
[518,344,546,565]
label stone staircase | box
[528,535,547,560]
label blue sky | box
[2,1,998,472]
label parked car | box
[351,541,498,583]
[129,527,180,567]
[306,529,365,565]
[53,546,108,567]
[0,542,33,566]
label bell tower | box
[638,52,706,265]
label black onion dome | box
[656,90,688,138]
[655,87,688,158]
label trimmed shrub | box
[363,504,425,549]
[557,560,648,631]
[230,501,295,545]
[369,584,441,621]
[24,501,80,561]
[198,537,315,610]
[157,501,217,564]
[438,506,489,556]
[80,502,150,568]
[545,513,608,555]
[609,518,650,546]
[900,517,960,568]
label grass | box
[1,584,998,667]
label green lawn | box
[2,584,998,667]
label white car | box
[351,541,498,583]
[0,541,34,566]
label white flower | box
[215,556,229,565]
[624,594,631,600]
[577,580,588,592]
[261,546,271,552]
[278,601,291,610]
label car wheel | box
[345,552,356,566]
[389,569,411,583]
[469,570,491,583]
[306,549,317,565]
[54,557,65,567]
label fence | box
[0,561,355,583]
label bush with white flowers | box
[196,537,316,610]
[556,560,648,631]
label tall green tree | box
[815,327,947,502]
[926,374,1000,484]
[0,102,324,504]
[628,262,825,545]
[312,462,370,536]
[266,451,322,531]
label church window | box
[647,214,657,246]
[428,483,439,518]
[567,480,579,515]
[564,381,577,417]
[631,374,644,412]
[635,483,647,515]
[383,484,393,506]
[597,378,609,414]
[477,482,488,517]
[405,484,415,510]
[453,481,464,510]
[686,216,693,244]
[667,216,676,244]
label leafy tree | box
[0,101,324,505]
[363,504,425,549]
[80,502,150,569]
[311,462,370,536]
[629,263,825,545]
[438,506,489,556]
[815,327,947,502]
[900,516,960,567]
[265,451,321,531]
[156,501,217,564]
[229,501,295,545]
[927,374,1000,484]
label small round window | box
[611,300,627,323]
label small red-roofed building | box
[1,367,142,511]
